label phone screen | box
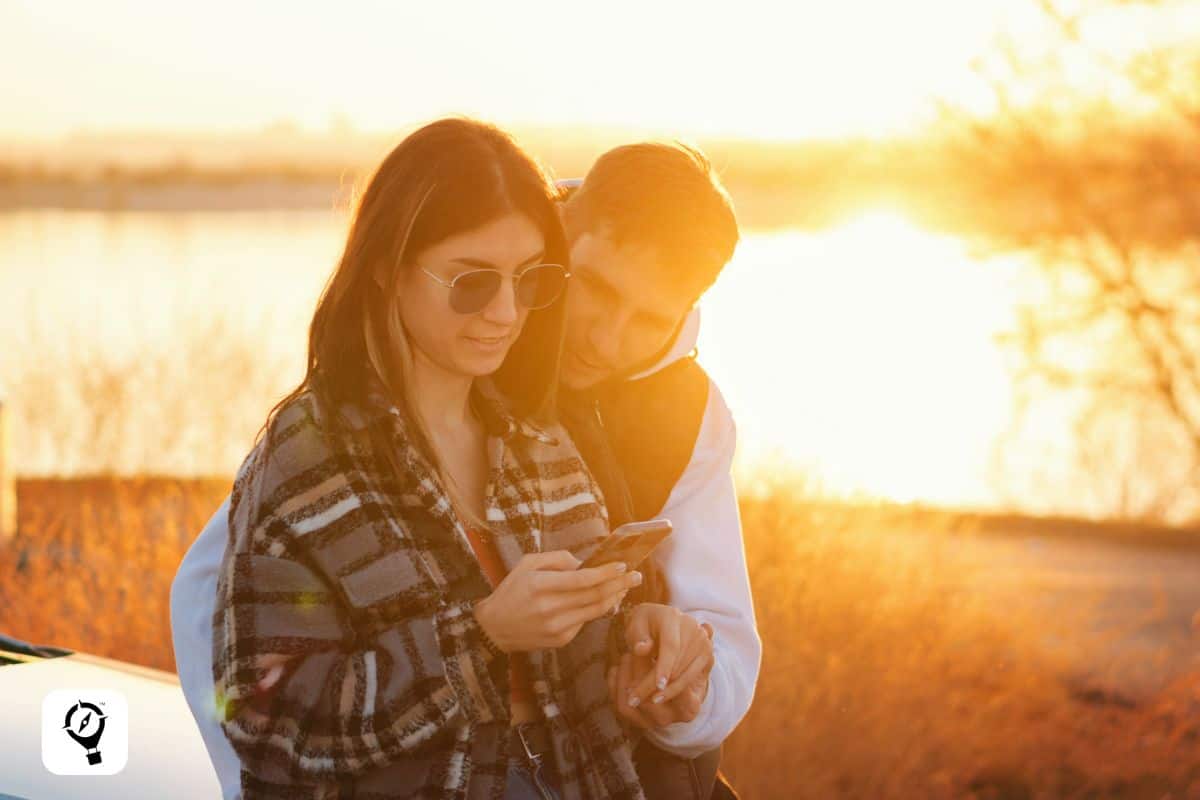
[580,519,673,570]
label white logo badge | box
[42,689,128,775]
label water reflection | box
[0,208,1137,516]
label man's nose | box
[588,314,627,365]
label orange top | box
[463,525,536,709]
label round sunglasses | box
[419,263,571,314]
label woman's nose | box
[481,275,520,325]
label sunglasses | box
[419,263,571,314]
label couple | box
[170,118,760,800]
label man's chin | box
[560,370,599,392]
[561,356,609,391]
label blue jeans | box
[505,759,563,800]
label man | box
[170,141,759,800]
[554,144,758,799]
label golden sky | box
[3,0,1053,141]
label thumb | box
[701,622,714,640]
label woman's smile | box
[464,331,513,351]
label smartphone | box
[580,519,673,570]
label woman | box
[211,118,710,800]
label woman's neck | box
[406,348,475,434]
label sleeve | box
[211,435,507,786]
[641,380,762,758]
[169,494,245,800]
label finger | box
[254,653,295,691]
[520,550,582,572]
[616,653,653,729]
[549,571,642,613]
[653,648,704,704]
[671,684,703,721]
[654,650,712,705]
[650,681,702,726]
[537,562,629,592]
[653,613,683,694]
[627,661,661,708]
[257,663,286,692]
[667,627,707,680]
[552,589,629,634]
[639,697,679,727]
[625,604,655,655]
[701,622,714,640]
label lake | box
[0,208,1150,517]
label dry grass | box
[724,491,1200,799]
[2,479,1199,798]
[0,477,229,671]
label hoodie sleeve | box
[641,380,762,758]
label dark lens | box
[516,265,568,310]
[450,270,502,314]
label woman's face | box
[398,211,546,380]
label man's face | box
[561,229,696,390]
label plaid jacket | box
[211,375,645,799]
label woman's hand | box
[254,653,298,693]
[608,650,708,730]
[622,603,714,709]
[473,550,643,652]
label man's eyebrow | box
[577,264,620,295]
[451,250,545,270]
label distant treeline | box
[1,125,1193,243]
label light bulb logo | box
[62,699,107,765]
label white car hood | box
[0,652,221,800]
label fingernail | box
[629,696,641,708]
[614,562,627,573]
[657,676,667,690]
[630,571,643,586]
[638,638,652,649]
[653,694,664,704]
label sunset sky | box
[2,0,1055,141]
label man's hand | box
[624,603,715,708]
[608,650,708,729]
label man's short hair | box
[562,141,739,298]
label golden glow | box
[3,0,1026,141]
[703,210,1024,507]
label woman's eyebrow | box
[451,250,545,270]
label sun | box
[701,208,1023,508]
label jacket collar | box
[328,371,559,446]
[626,306,701,381]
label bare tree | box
[944,0,1200,523]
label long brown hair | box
[258,117,568,484]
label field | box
[2,478,1199,798]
